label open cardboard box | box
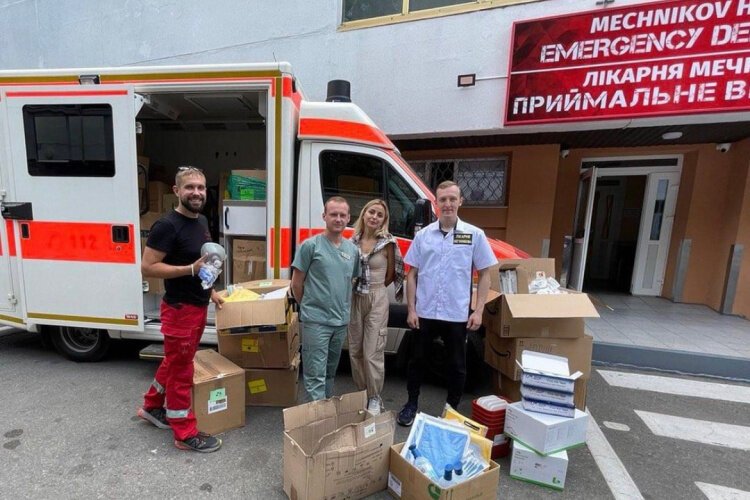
[283,391,395,500]
[483,258,599,339]
[517,351,583,394]
[387,442,500,500]
[216,279,291,330]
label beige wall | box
[403,141,750,318]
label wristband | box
[191,264,194,277]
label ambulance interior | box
[135,90,270,324]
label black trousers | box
[406,318,467,408]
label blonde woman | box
[349,199,404,414]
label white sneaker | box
[367,396,383,415]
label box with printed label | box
[245,353,300,407]
[503,402,588,456]
[218,311,299,368]
[491,370,589,411]
[283,391,395,500]
[386,442,500,500]
[216,279,291,330]
[484,335,593,381]
[191,349,245,436]
[510,440,568,491]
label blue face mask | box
[417,419,470,474]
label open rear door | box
[568,167,597,291]
[0,85,144,331]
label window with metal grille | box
[408,157,507,206]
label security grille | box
[408,157,507,206]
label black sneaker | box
[174,432,222,453]
[137,407,170,430]
[397,402,418,427]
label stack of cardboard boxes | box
[481,258,598,491]
[483,259,598,411]
[231,238,266,284]
[216,280,300,408]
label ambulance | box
[0,62,526,362]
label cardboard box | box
[489,258,557,294]
[162,193,179,213]
[510,440,568,491]
[483,293,598,339]
[245,354,300,407]
[140,212,166,294]
[148,181,171,213]
[191,349,245,436]
[215,279,290,330]
[484,334,593,381]
[233,255,266,283]
[491,371,589,411]
[503,402,588,456]
[232,237,266,258]
[283,391,395,500]
[518,351,583,394]
[218,311,299,368]
[387,442,500,500]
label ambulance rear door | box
[0,84,144,331]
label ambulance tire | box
[50,326,111,362]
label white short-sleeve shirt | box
[404,218,497,322]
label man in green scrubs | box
[291,196,360,401]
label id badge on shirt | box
[453,232,473,245]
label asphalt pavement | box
[2,329,748,499]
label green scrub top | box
[292,234,360,326]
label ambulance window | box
[385,168,419,237]
[23,104,115,177]
[320,150,384,224]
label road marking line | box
[603,421,631,432]
[598,370,750,405]
[695,482,750,499]
[586,409,644,500]
[635,411,750,451]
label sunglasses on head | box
[177,166,203,173]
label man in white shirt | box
[398,181,497,426]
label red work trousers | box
[142,301,208,441]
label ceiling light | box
[662,131,683,140]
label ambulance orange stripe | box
[5,90,128,98]
[269,227,292,268]
[282,76,302,110]
[299,118,394,149]
[6,220,16,257]
[19,221,136,264]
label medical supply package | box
[504,402,588,456]
[510,440,569,491]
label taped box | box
[218,310,299,368]
[245,353,300,407]
[191,349,245,436]
[484,334,593,381]
[216,279,290,330]
[283,391,395,500]
[387,443,500,500]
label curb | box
[592,341,750,382]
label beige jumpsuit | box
[348,249,389,398]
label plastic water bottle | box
[408,445,440,483]
[199,242,226,289]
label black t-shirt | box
[146,211,212,306]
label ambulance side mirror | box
[413,198,434,236]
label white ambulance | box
[0,62,525,362]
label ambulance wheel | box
[50,326,111,362]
